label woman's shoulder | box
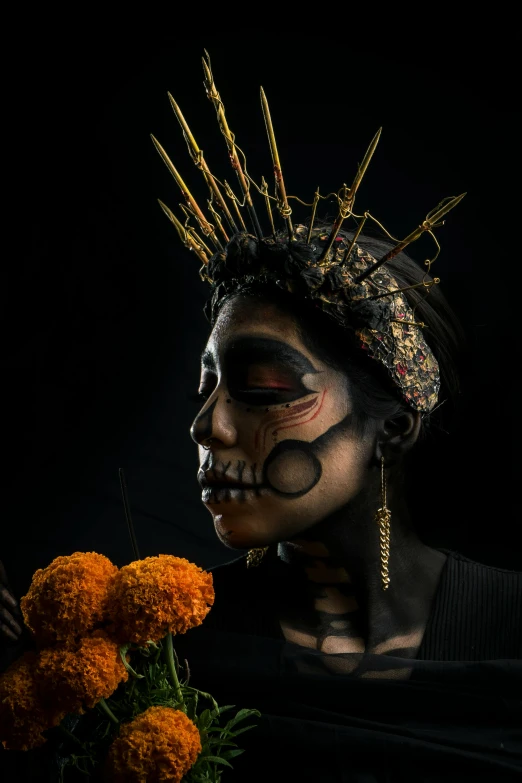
[421,548,521,660]
[440,547,522,586]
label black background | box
[4,29,519,603]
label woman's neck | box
[276,486,447,656]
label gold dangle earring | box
[246,547,269,568]
[375,456,391,590]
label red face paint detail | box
[272,389,327,439]
[254,395,319,450]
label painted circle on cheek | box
[263,440,322,498]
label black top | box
[171,547,522,782]
[195,547,522,661]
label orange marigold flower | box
[20,551,118,646]
[107,555,214,645]
[36,630,129,714]
[104,706,202,783]
[0,652,65,751]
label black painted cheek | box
[263,440,322,498]
[261,411,354,499]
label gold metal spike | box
[318,129,382,264]
[317,184,351,265]
[306,187,321,244]
[355,193,467,283]
[206,199,228,246]
[261,176,276,238]
[202,50,263,238]
[151,134,223,251]
[224,180,247,232]
[168,92,237,238]
[157,199,209,265]
[260,87,294,240]
[347,128,382,209]
[343,213,368,263]
[179,204,213,256]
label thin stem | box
[57,723,86,751]
[98,697,119,724]
[119,468,141,561]
[166,632,185,711]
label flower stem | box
[166,632,185,711]
[57,723,85,751]
[98,698,119,724]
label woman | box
[158,54,521,781]
[1,51,520,781]
[166,225,521,782]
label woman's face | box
[190,296,376,550]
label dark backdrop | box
[4,31,519,603]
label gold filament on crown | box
[153,51,465,284]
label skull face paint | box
[190,297,375,551]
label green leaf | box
[198,755,233,768]
[197,709,213,730]
[207,738,237,748]
[224,708,260,729]
[227,724,258,738]
[221,749,246,760]
[215,704,235,715]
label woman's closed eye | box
[229,365,312,405]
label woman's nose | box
[190,395,238,448]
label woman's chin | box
[212,513,268,551]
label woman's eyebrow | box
[223,336,319,375]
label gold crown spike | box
[355,192,467,283]
[168,93,238,238]
[261,176,276,238]
[157,199,209,265]
[178,204,214,257]
[206,199,228,244]
[260,87,294,241]
[202,51,263,239]
[306,187,321,244]
[151,134,224,251]
[318,128,382,263]
[343,212,368,262]
[224,180,247,232]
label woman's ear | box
[375,411,421,463]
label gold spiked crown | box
[152,51,465,413]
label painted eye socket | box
[233,387,298,406]
[245,369,294,390]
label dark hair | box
[208,225,466,438]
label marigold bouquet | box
[0,550,260,782]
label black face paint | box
[262,413,353,498]
[223,337,320,406]
[264,440,322,498]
